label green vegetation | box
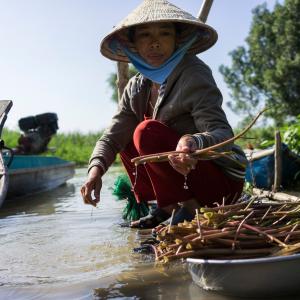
[234,125,275,150]
[220,0,300,126]
[218,0,300,168]
[48,131,102,165]
[2,128,103,166]
[281,115,300,155]
[2,128,19,148]
[235,114,300,155]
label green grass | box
[48,131,103,166]
[2,128,19,148]
[1,128,104,166]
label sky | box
[0,0,280,134]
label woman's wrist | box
[182,134,203,150]
[88,165,104,177]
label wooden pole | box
[253,188,300,203]
[273,130,282,192]
[116,62,129,101]
[197,0,214,22]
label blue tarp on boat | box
[245,144,300,189]
[3,155,70,170]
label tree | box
[107,65,138,103]
[220,0,300,126]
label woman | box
[81,0,247,228]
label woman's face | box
[133,23,176,67]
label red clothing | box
[120,119,243,208]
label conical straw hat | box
[100,0,218,62]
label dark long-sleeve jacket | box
[89,54,247,180]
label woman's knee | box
[133,120,168,152]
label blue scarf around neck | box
[110,35,197,84]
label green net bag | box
[112,174,149,221]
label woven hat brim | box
[100,19,218,63]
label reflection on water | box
[93,263,227,300]
[0,167,299,300]
[0,180,76,216]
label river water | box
[0,167,297,300]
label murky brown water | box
[0,167,298,300]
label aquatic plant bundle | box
[152,198,300,264]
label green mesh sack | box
[112,174,149,221]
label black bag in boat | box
[16,113,59,154]
[19,113,58,134]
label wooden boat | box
[0,100,75,207]
[2,154,75,200]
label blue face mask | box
[110,35,197,84]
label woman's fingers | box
[168,153,197,175]
[80,181,100,207]
[93,179,102,203]
[181,154,197,167]
[170,134,199,175]
[169,135,198,175]
[81,166,103,207]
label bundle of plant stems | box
[152,197,300,264]
[132,109,266,166]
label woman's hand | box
[168,135,198,175]
[80,166,102,207]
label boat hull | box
[187,253,300,297]
[4,155,75,199]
